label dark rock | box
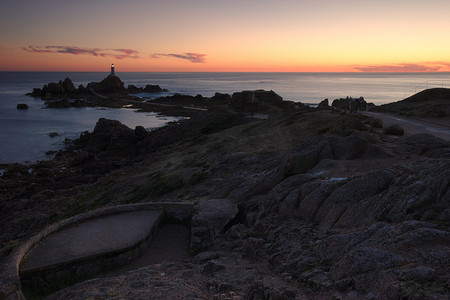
[332,96,367,112]
[29,88,42,97]
[201,260,226,274]
[193,252,220,264]
[93,75,127,95]
[71,151,89,166]
[210,93,231,105]
[231,90,283,111]
[369,118,383,128]
[332,246,405,280]
[79,118,139,158]
[126,85,142,94]
[45,99,71,108]
[143,84,167,93]
[48,132,59,138]
[134,126,148,140]
[383,124,404,136]
[191,199,239,252]
[372,88,450,117]
[16,103,28,110]
[62,77,76,93]
[317,98,329,109]
[328,132,370,160]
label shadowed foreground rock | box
[0,111,448,300]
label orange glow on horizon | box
[1,45,448,73]
[1,1,450,73]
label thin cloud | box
[152,52,206,63]
[22,46,140,59]
[352,62,449,72]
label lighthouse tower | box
[110,64,115,76]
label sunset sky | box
[1,0,449,72]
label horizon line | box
[2,70,450,74]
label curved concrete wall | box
[0,202,194,300]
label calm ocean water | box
[0,71,449,164]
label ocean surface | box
[0,71,449,164]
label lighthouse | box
[110,64,115,76]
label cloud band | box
[152,52,206,63]
[352,62,450,72]
[22,46,140,59]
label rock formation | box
[16,103,28,110]
[230,90,285,111]
[383,124,404,136]
[332,96,368,112]
[317,98,329,109]
[28,77,85,100]
[371,88,450,117]
[28,75,168,104]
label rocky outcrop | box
[89,75,127,95]
[16,103,28,110]
[127,84,167,94]
[209,93,231,105]
[383,124,404,136]
[84,118,139,158]
[371,88,450,118]
[368,117,383,128]
[45,99,88,108]
[317,98,329,109]
[191,199,239,253]
[230,90,284,111]
[28,76,168,103]
[332,96,368,112]
[29,77,86,100]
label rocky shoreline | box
[1,81,449,299]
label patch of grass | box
[0,239,19,260]
[122,185,153,204]
[150,174,184,197]
[62,180,117,218]
[122,173,184,203]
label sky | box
[0,0,449,72]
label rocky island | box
[1,82,449,299]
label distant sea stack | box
[27,64,168,102]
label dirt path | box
[365,112,450,141]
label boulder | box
[93,75,127,95]
[230,90,283,111]
[62,77,76,93]
[369,118,383,128]
[143,84,167,93]
[126,85,142,94]
[29,88,42,97]
[383,124,404,136]
[191,199,239,253]
[332,96,368,112]
[134,126,148,140]
[317,98,329,109]
[209,93,231,105]
[88,118,139,157]
[16,103,28,110]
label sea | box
[0,71,449,164]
